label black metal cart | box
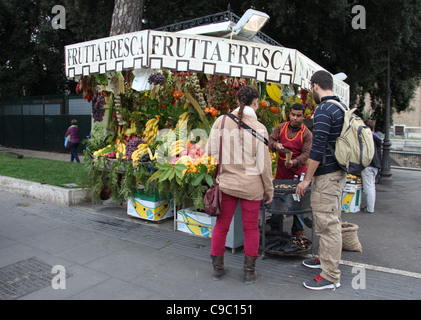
[259,179,314,259]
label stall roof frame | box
[64,13,350,105]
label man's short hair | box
[291,103,306,113]
[310,70,333,90]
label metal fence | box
[0,94,92,152]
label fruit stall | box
[65,29,350,245]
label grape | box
[92,92,106,122]
[148,73,166,85]
[125,136,147,161]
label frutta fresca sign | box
[65,30,295,83]
[147,31,296,84]
[65,30,349,104]
[294,51,350,106]
[65,30,150,78]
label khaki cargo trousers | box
[311,170,347,283]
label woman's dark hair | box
[237,85,259,129]
[310,70,333,90]
[71,119,78,125]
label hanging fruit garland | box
[76,76,96,102]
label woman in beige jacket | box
[205,85,274,284]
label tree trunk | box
[109,0,145,36]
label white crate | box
[127,197,173,221]
[176,208,215,238]
[342,183,362,213]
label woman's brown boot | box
[244,255,258,285]
[211,255,226,281]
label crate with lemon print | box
[341,183,362,213]
[176,208,216,238]
[127,189,173,221]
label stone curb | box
[0,176,90,206]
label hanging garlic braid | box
[237,85,259,129]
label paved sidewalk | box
[0,147,420,300]
[0,167,420,301]
[1,147,84,163]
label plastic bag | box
[64,135,70,148]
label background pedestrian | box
[65,119,81,163]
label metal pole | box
[381,44,392,182]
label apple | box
[170,156,179,165]
[189,148,197,155]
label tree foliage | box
[0,0,114,98]
[259,0,421,131]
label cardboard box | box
[127,190,173,221]
[176,208,215,238]
[177,203,246,253]
[342,183,362,213]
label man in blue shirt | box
[296,70,347,290]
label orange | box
[260,101,269,108]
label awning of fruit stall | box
[65,29,350,105]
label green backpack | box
[327,100,375,175]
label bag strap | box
[227,113,268,146]
[214,115,227,179]
[326,99,349,112]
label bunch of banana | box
[124,121,137,136]
[115,141,126,159]
[270,151,277,161]
[147,147,157,161]
[93,147,107,157]
[131,143,149,166]
[142,117,159,145]
[176,112,190,127]
[266,83,283,103]
[170,140,186,157]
